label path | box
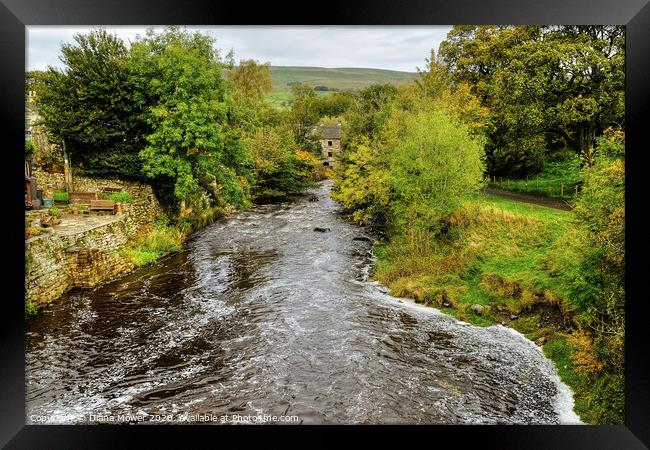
[481,187,574,211]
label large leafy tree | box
[244,125,315,202]
[226,59,280,131]
[439,25,625,176]
[32,29,147,179]
[285,83,321,153]
[227,59,273,105]
[129,28,247,211]
[334,87,485,242]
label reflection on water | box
[26,181,581,424]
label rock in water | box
[352,236,372,242]
[313,227,331,233]
[308,195,319,202]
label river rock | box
[352,236,372,242]
[510,314,519,320]
[313,227,331,233]
[535,337,547,346]
[470,304,485,315]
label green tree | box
[334,102,485,244]
[244,125,315,202]
[342,83,398,141]
[570,128,625,423]
[285,83,321,152]
[572,129,624,354]
[129,27,246,211]
[32,29,147,179]
[227,59,273,104]
[316,92,355,118]
[383,107,485,244]
[438,25,625,176]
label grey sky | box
[27,26,452,73]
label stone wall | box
[25,216,136,305]
[33,169,166,231]
[26,171,166,307]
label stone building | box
[315,123,341,168]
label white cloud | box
[26,25,451,72]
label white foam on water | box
[369,280,584,424]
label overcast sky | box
[27,26,452,73]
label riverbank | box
[25,171,234,315]
[370,192,623,424]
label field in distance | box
[267,66,418,110]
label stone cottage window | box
[328,151,332,157]
[328,141,332,146]
[323,161,329,166]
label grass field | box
[488,160,582,200]
[266,66,418,110]
[266,90,332,110]
[269,66,418,92]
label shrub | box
[25,139,35,157]
[25,298,38,316]
[48,206,62,217]
[53,190,69,202]
[121,224,184,267]
[107,191,133,203]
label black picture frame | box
[2,0,648,447]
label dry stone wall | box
[33,169,166,230]
[25,216,136,305]
[26,171,166,307]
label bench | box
[101,186,122,193]
[89,199,116,214]
[70,192,98,205]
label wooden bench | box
[101,186,122,193]
[89,199,116,214]
[70,192,97,204]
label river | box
[25,181,581,425]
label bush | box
[48,206,62,217]
[53,190,69,203]
[107,191,133,203]
[121,224,184,267]
[25,139,35,157]
[25,298,38,316]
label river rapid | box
[26,181,581,425]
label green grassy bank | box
[372,193,623,424]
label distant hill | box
[266,66,419,110]
[269,66,418,92]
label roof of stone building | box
[317,124,341,140]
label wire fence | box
[487,175,581,200]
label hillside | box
[267,66,418,110]
[269,66,418,91]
